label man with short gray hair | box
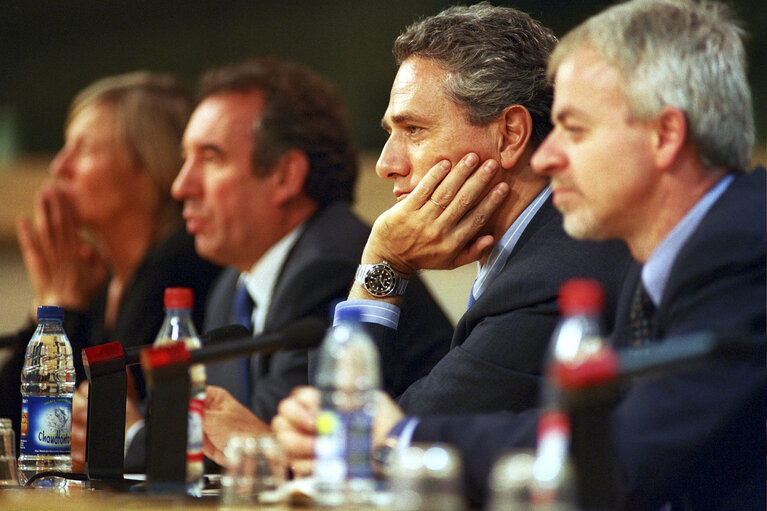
[312,1,764,508]
[333,2,631,416]
[269,3,632,479]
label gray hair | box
[394,2,557,146]
[549,0,753,173]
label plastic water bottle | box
[314,308,381,505]
[153,287,205,496]
[18,305,75,486]
[547,278,606,367]
[530,410,575,510]
[530,278,606,509]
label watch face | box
[364,264,397,297]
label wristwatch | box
[355,261,409,297]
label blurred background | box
[0,0,765,331]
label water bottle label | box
[342,410,373,479]
[187,397,204,463]
[20,396,72,455]
[315,410,347,484]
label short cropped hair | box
[549,0,754,173]
[69,71,194,227]
[393,2,557,146]
[198,59,358,206]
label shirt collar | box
[642,174,733,306]
[240,224,305,331]
[471,186,552,301]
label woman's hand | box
[17,184,107,313]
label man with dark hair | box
[326,2,631,416]
[277,1,765,509]
[268,1,631,476]
[124,58,451,467]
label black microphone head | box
[200,324,251,346]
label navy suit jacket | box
[393,198,633,414]
[409,168,767,510]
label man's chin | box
[193,239,227,266]
[562,215,602,242]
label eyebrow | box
[381,111,431,131]
[553,106,588,124]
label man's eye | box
[406,126,422,135]
[563,125,585,138]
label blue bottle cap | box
[37,305,65,322]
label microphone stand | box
[139,317,326,494]
[80,323,250,491]
[82,342,129,486]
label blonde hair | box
[68,71,194,229]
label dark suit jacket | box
[0,229,221,450]
[409,168,767,510]
[205,202,453,420]
[125,202,452,471]
[393,198,633,414]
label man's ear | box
[270,149,310,205]
[653,106,687,170]
[497,104,533,170]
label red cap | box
[164,287,193,310]
[538,409,571,437]
[82,341,125,367]
[557,278,604,316]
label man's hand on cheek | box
[364,153,508,274]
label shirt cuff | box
[334,299,400,330]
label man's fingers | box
[429,153,483,209]
[289,459,315,478]
[402,159,453,210]
[273,425,315,459]
[449,181,509,249]
[440,158,500,223]
[275,392,318,435]
[16,217,45,278]
[452,235,497,268]
[202,434,227,466]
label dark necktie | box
[233,282,255,405]
[629,282,655,346]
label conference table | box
[0,485,317,511]
[0,477,398,511]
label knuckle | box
[472,211,489,228]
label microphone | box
[80,322,251,484]
[123,323,250,366]
[140,316,328,493]
[551,329,762,391]
[550,330,763,510]
[190,316,326,363]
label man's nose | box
[531,132,565,177]
[171,159,199,200]
[376,136,410,180]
